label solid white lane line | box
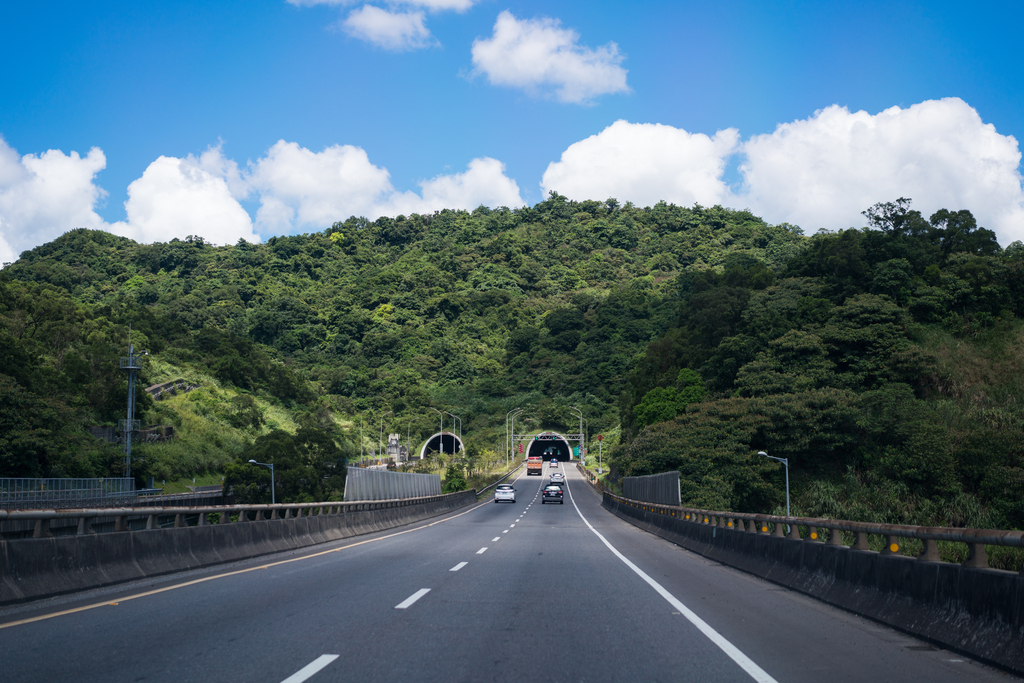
[395,588,431,609]
[280,655,339,683]
[492,537,501,542]
[565,483,779,683]
[476,547,488,554]
[450,562,468,572]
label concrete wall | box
[0,490,477,606]
[603,493,1024,676]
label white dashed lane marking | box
[476,547,488,555]
[492,537,500,542]
[280,655,339,683]
[395,589,431,610]
[450,562,468,572]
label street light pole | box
[505,408,519,468]
[429,408,443,454]
[758,451,790,518]
[359,414,363,464]
[569,406,583,462]
[379,410,393,463]
[248,460,275,505]
[510,408,523,464]
[445,412,462,454]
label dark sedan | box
[541,485,564,504]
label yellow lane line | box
[0,497,491,631]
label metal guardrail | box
[0,492,469,539]
[605,492,1024,572]
[0,478,136,510]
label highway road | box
[0,465,1016,682]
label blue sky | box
[2,0,1023,263]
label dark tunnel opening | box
[525,435,572,462]
[421,432,462,457]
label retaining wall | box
[0,490,477,606]
[603,493,1024,676]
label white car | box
[550,473,565,485]
[494,484,517,503]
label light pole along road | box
[0,467,1008,683]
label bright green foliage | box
[442,462,468,493]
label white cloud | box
[738,98,1024,244]
[249,140,523,230]
[471,11,629,104]
[541,121,739,207]
[108,151,260,246]
[0,137,108,263]
[341,6,434,51]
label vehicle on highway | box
[541,485,564,504]
[494,484,516,503]
[550,473,565,485]
[527,456,543,475]
[550,458,558,467]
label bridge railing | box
[0,493,463,540]
[605,492,1024,572]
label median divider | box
[602,491,1024,676]
[0,490,477,606]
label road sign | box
[597,434,603,441]
[518,443,522,453]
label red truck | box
[527,456,543,475]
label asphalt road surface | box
[1,465,1016,683]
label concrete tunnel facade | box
[524,432,573,461]
[418,431,464,459]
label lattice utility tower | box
[118,328,147,478]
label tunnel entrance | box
[419,431,463,459]
[525,432,573,461]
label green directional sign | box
[573,446,579,456]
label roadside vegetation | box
[1,195,1021,542]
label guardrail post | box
[772,521,785,537]
[174,514,183,528]
[808,526,822,542]
[918,539,940,562]
[787,523,800,540]
[746,519,757,533]
[115,515,127,532]
[270,508,279,520]
[881,535,901,555]
[827,527,844,546]
[32,518,52,538]
[851,531,870,550]
[220,510,233,524]
[77,517,94,535]
[255,510,265,521]
[963,543,989,569]
[145,514,156,530]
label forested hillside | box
[615,199,1024,532]
[2,194,1022,533]
[0,194,802,497]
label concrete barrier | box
[0,490,476,605]
[603,493,1024,676]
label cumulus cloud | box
[292,0,479,50]
[738,98,1024,244]
[541,99,1024,245]
[0,137,108,263]
[541,121,740,207]
[108,151,259,246]
[249,140,523,230]
[471,11,629,104]
[340,6,434,51]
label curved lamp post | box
[379,410,393,462]
[445,412,462,454]
[248,459,275,505]
[429,408,444,454]
[758,451,789,518]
